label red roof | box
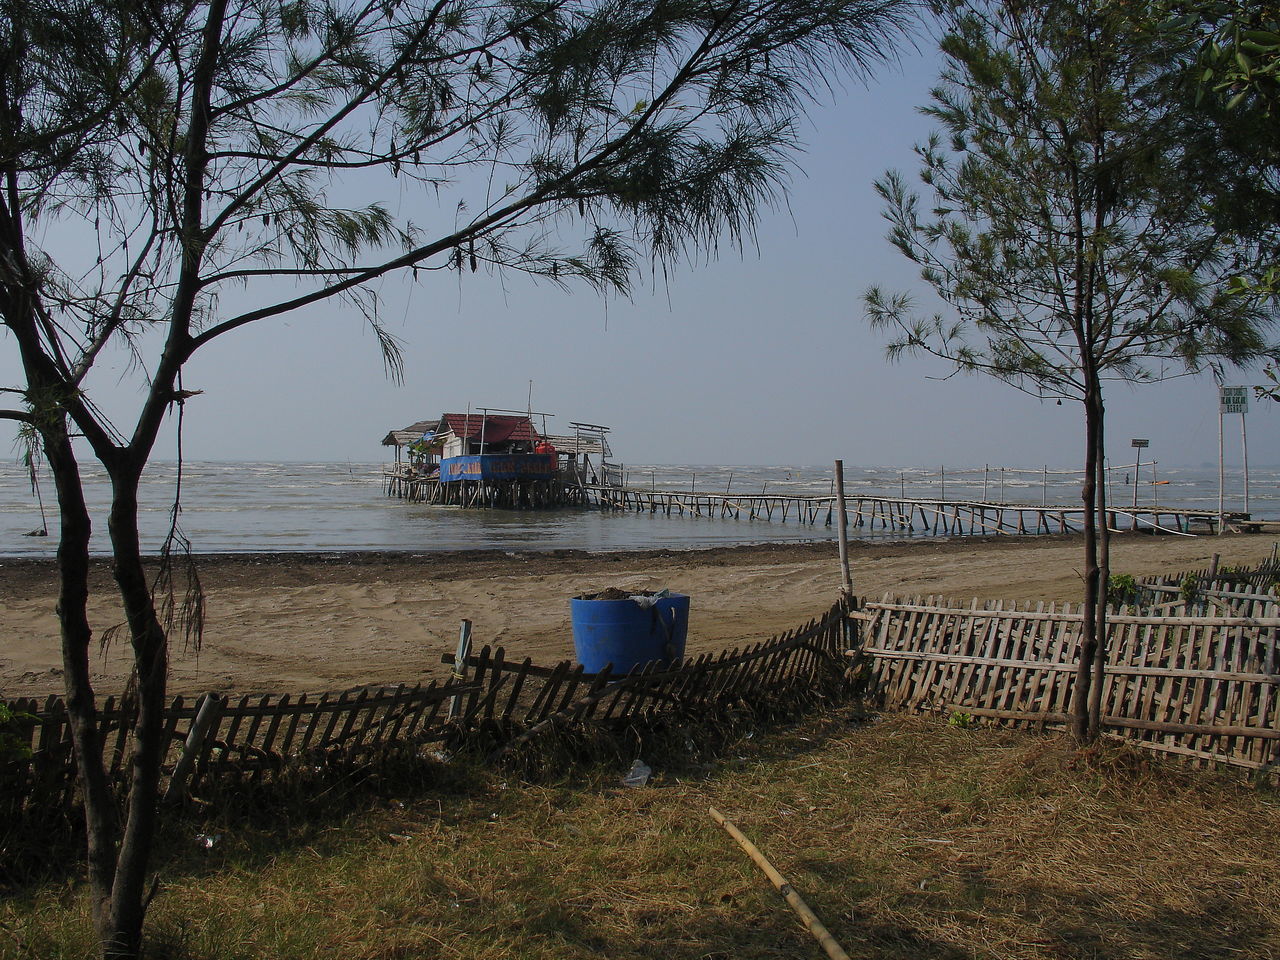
[439,413,540,444]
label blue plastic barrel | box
[570,594,690,675]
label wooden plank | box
[311,691,349,750]
[576,666,616,723]
[260,693,291,759]
[526,661,569,725]
[408,681,447,738]
[216,695,252,770]
[105,695,134,778]
[463,645,492,722]
[554,664,587,716]
[378,686,412,744]
[500,659,534,722]
[485,648,507,720]
[333,690,370,751]
[240,695,270,757]
[279,692,307,756]
[1010,602,1047,714]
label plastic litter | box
[628,588,671,610]
[194,833,221,849]
[622,759,652,788]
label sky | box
[1,34,1275,472]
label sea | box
[0,460,1275,558]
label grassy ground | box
[5,711,1280,959]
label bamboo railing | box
[857,589,1280,771]
[4,604,849,812]
[12,557,1280,820]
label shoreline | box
[3,533,1276,699]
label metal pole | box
[835,460,852,597]
[1042,465,1048,507]
[1242,411,1251,516]
[1132,448,1140,532]
[983,464,989,502]
[1218,404,1225,535]
[940,465,945,502]
[1132,450,1140,512]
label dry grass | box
[5,711,1280,959]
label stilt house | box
[381,411,613,508]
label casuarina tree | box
[1168,3,1280,393]
[864,0,1278,743]
[0,0,914,955]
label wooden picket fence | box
[14,559,1280,817]
[441,605,849,750]
[3,603,849,813]
[1132,554,1280,617]
[856,592,1280,772]
[4,681,470,813]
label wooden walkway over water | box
[382,465,1249,537]
[584,483,1233,536]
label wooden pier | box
[583,483,1230,536]
[383,463,1243,538]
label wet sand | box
[2,533,1275,698]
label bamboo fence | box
[856,588,1280,772]
[4,604,849,813]
[11,552,1280,819]
[4,681,468,814]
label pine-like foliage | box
[865,1,1276,400]
[0,2,915,957]
[863,0,1279,743]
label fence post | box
[834,460,852,599]
[163,693,225,805]
[448,619,474,721]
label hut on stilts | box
[382,409,611,509]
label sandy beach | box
[2,533,1276,699]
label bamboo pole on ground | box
[708,806,851,960]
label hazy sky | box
[2,40,1275,472]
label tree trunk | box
[43,426,120,942]
[1088,392,1110,742]
[1071,375,1105,742]
[100,463,171,960]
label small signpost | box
[1218,386,1250,533]
[1221,386,1249,415]
[1130,439,1149,529]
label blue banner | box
[439,454,555,482]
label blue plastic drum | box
[570,593,690,675]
